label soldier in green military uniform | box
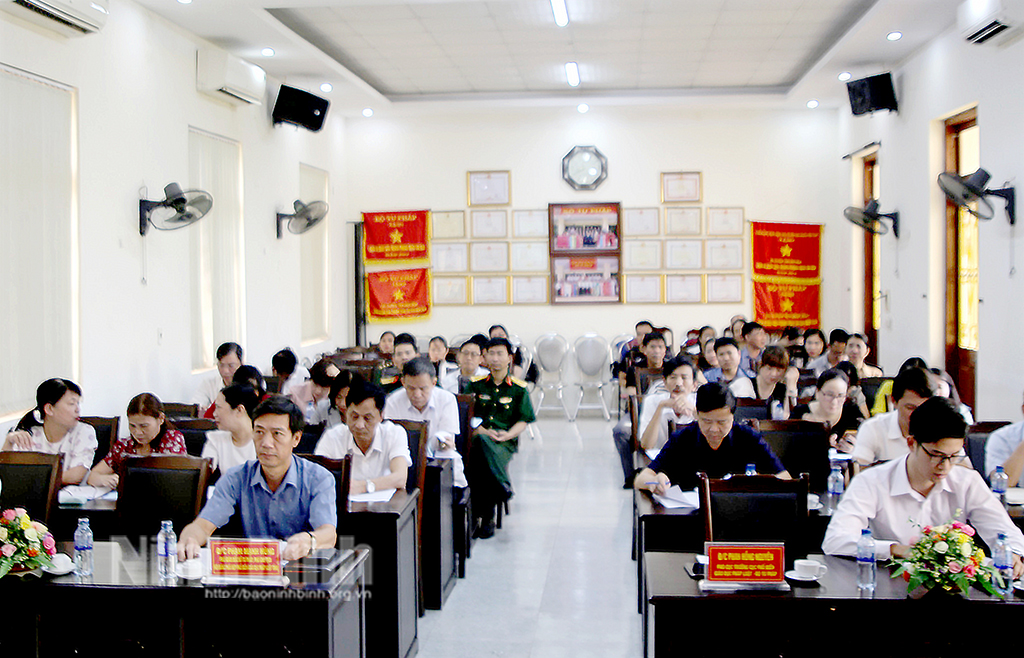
[376,333,418,394]
[465,336,536,538]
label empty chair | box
[755,419,831,493]
[733,398,770,424]
[533,333,571,419]
[0,452,63,524]
[968,420,1012,484]
[116,455,212,537]
[572,333,611,421]
[79,416,119,469]
[162,402,199,420]
[173,418,217,458]
[453,394,474,576]
[859,376,892,411]
[298,453,353,536]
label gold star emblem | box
[390,229,403,243]
[780,244,793,257]
[392,289,406,302]
[781,299,794,312]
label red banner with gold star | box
[362,210,430,263]
[751,222,822,328]
[366,268,430,320]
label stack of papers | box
[652,486,699,509]
[350,488,397,503]
[58,485,117,504]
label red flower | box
[964,563,976,577]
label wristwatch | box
[366,480,376,494]
[307,531,316,553]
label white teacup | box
[794,559,827,579]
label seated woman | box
[325,370,352,429]
[728,345,798,418]
[790,368,865,452]
[87,393,186,488]
[201,383,260,475]
[3,378,97,485]
[835,361,871,419]
[844,333,884,378]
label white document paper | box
[350,488,397,503]
[58,485,117,503]
[652,486,700,509]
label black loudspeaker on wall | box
[273,85,330,132]
[846,73,898,116]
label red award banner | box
[751,222,822,328]
[366,268,430,320]
[209,539,282,577]
[706,543,785,583]
[362,210,429,263]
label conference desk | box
[422,458,457,610]
[0,539,369,658]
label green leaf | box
[0,561,10,579]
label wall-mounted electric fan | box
[937,168,1015,225]
[276,200,329,238]
[139,183,213,235]
[843,199,900,237]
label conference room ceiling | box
[134,0,965,115]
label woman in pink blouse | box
[87,393,186,488]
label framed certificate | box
[623,208,660,236]
[623,240,662,270]
[472,276,509,304]
[510,242,548,272]
[706,274,743,303]
[469,242,509,272]
[707,207,744,236]
[433,276,468,305]
[512,210,548,238]
[432,243,469,272]
[512,276,548,304]
[664,240,703,270]
[467,170,510,206]
[665,207,702,236]
[666,274,703,303]
[625,275,663,303]
[432,210,465,239]
[706,239,744,270]
[471,210,507,238]
[661,171,702,203]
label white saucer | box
[807,494,822,511]
[784,570,821,582]
[176,559,203,579]
[43,553,74,576]
[1006,488,1024,505]
[1012,580,1024,592]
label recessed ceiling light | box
[838,71,852,82]
[577,103,589,114]
[806,99,819,109]
[261,47,275,57]
[550,0,568,27]
[320,83,333,93]
[362,108,374,118]
[565,62,580,87]
[176,0,191,4]
[886,31,902,41]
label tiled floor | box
[417,412,640,658]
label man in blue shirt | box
[178,395,337,561]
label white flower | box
[23,527,38,541]
[0,527,6,542]
[934,541,949,554]
[960,543,972,557]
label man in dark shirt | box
[634,382,789,493]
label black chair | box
[755,419,831,494]
[453,394,475,577]
[392,419,429,496]
[80,416,119,468]
[116,455,212,537]
[860,377,893,413]
[733,398,769,424]
[162,402,199,420]
[297,453,353,541]
[173,418,217,458]
[0,452,63,524]
[264,375,282,394]
[298,422,326,454]
[635,368,663,396]
[967,421,1012,484]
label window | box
[0,65,75,416]
[299,163,329,343]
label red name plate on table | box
[209,539,282,577]
[705,543,785,583]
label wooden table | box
[422,458,457,610]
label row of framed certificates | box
[465,171,707,207]
[433,273,744,306]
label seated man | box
[808,328,849,377]
[465,336,536,539]
[851,367,933,466]
[823,397,1024,575]
[614,320,654,389]
[985,389,1024,485]
[702,337,754,386]
[738,321,768,373]
[191,341,243,415]
[623,330,668,397]
[634,382,789,495]
[300,358,340,424]
[315,378,411,494]
[441,334,489,394]
[178,395,337,561]
[384,356,466,488]
[637,356,697,452]
[378,333,418,393]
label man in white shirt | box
[637,356,697,453]
[441,335,489,395]
[191,342,243,414]
[384,356,466,487]
[984,390,1024,485]
[824,397,1024,576]
[851,367,934,466]
[315,379,411,494]
[807,328,849,377]
[737,321,768,374]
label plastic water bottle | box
[305,400,316,422]
[745,463,757,476]
[994,532,1014,598]
[73,517,93,576]
[857,528,876,591]
[992,465,1009,510]
[157,520,177,578]
[825,464,844,515]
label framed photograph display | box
[472,276,509,304]
[549,202,621,253]
[706,274,743,303]
[664,240,703,270]
[470,242,509,272]
[470,210,507,238]
[666,274,703,303]
[665,207,702,236]
[622,208,660,236]
[623,241,662,270]
[551,255,620,304]
[432,243,469,273]
[467,170,510,206]
[512,276,549,304]
[625,275,663,303]
[510,242,549,272]
[707,207,744,236]
[432,210,465,239]
[661,172,702,203]
[706,239,744,270]
[433,276,469,305]
[512,210,548,238]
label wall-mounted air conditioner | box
[959,0,1022,45]
[0,0,107,36]
[196,47,267,105]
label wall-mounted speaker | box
[272,85,330,132]
[846,73,898,116]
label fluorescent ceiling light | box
[550,0,568,27]
[806,99,819,109]
[362,108,374,117]
[838,71,852,82]
[261,47,275,57]
[577,103,589,114]
[320,83,333,93]
[565,62,580,87]
[176,0,191,4]
[886,31,902,41]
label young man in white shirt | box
[851,367,934,466]
[191,342,243,414]
[807,329,849,377]
[824,396,1024,576]
[985,389,1024,485]
[637,356,697,453]
[441,335,489,395]
[702,337,753,386]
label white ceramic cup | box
[794,559,827,578]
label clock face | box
[562,146,607,190]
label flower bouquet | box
[891,516,1001,596]
[0,507,57,578]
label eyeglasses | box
[819,391,846,401]
[919,445,967,466]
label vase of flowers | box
[891,515,1001,597]
[0,508,57,578]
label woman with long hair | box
[87,393,186,488]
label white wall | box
[837,29,1024,419]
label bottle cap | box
[861,528,871,536]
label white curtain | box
[299,163,329,343]
[0,65,74,416]
[188,128,244,370]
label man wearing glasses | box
[824,397,1024,575]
